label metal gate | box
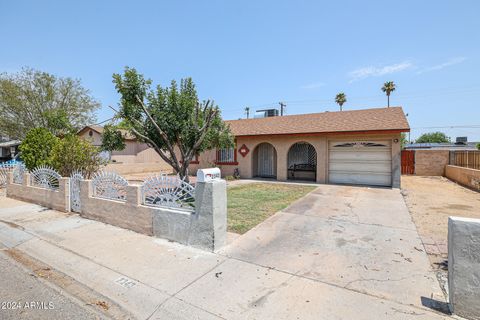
[70,171,84,212]
[256,143,276,178]
[401,150,415,174]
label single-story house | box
[77,125,166,164]
[189,107,410,188]
[0,139,21,162]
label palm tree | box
[381,81,396,107]
[335,92,347,111]
[245,107,250,119]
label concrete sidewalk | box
[0,195,450,319]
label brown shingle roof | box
[226,107,409,137]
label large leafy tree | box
[0,68,100,139]
[107,67,234,180]
[415,131,451,143]
[335,92,347,111]
[100,124,126,152]
[381,81,396,107]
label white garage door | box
[328,141,392,186]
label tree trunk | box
[387,94,390,107]
[178,165,189,183]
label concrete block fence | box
[6,172,227,251]
[6,172,70,212]
[414,149,450,176]
[445,165,480,191]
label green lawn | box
[227,183,316,234]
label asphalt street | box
[0,250,103,320]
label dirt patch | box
[401,175,480,269]
[445,204,473,210]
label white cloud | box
[348,61,413,82]
[300,82,325,90]
[417,57,466,74]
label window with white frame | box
[217,148,235,163]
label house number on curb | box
[115,277,137,289]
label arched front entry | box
[287,142,317,181]
[252,143,277,178]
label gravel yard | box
[401,175,480,269]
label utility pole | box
[406,113,411,143]
[245,107,250,119]
[279,102,286,116]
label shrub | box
[19,128,59,170]
[51,134,106,178]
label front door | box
[256,143,276,178]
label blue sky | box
[1,0,479,141]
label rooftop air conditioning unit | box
[455,136,467,145]
[254,109,279,118]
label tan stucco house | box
[190,107,410,188]
[78,125,165,164]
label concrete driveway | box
[222,184,446,311]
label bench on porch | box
[287,163,316,181]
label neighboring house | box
[77,125,166,164]
[404,141,478,151]
[189,107,410,188]
[0,139,21,162]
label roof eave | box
[232,128,409,138]
[77,125,103,135]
